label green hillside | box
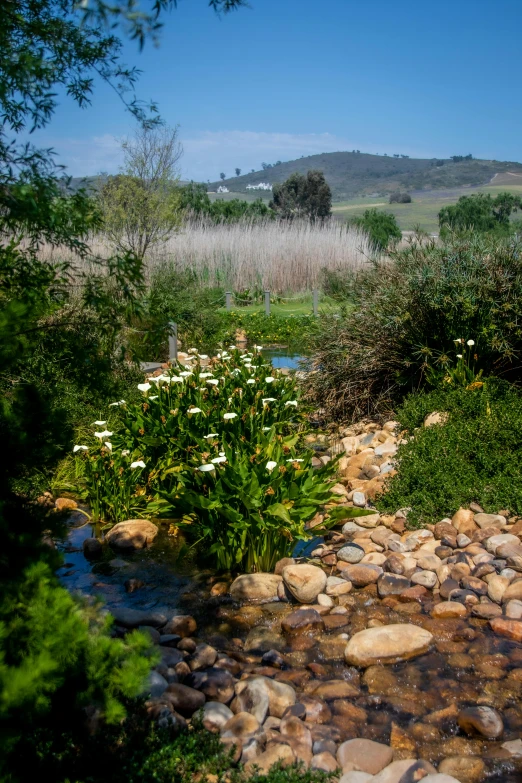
[209,152,522,201]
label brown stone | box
[337,738,393,775]
[341,563,383,587]
[163,615,197,638]
[244,743,294,774]
[434,520,458,540]
[431,601,467,619]
[105,519,158,549]
[439,578,460,599]
[438,756,486,783]
[312,680,359,700]
[490,617,522,642]
[281,608,325,636]
[458,706,504,739]
[55,497,78,511]
[452,508,478,538]
[301,696,332,724]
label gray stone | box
[282,564,327,603]
[474,513,507,529]
[200,701,234,732]
[111,607,167,628]
[458,706,504,739]
[229,573,282,603]
[105,519,158,549]
[146,670,168,698]
[338,544,365,564]
[337,738,393,775]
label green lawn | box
[217,293,342,317]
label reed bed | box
[38,217,374,293]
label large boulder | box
[105,519,158,550]
[229,573,282,603]
[282,564,327,603]
[345,624,433,667]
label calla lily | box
[467,339,475,346]
[265,376,275,383]
[188,348,198,354]
[199,372,214,378]
[266,461,277,472]
[188,407,202,414]
[168,376,184,383]
[73,445,88,452]
[246,379,256,384]
[198,463,215,472]
[121,450,130,456]
[211,456,227,464]
[457,354,463,359]
[149,395,158,400]
[254,345,263,350]
[108,400,126,406]
[180,371,193,378]
[130,460,146,469]
[263,427,271,431]
[287,458,304,463]
[138,383,151,392]
[93,420,107,426]
[94,430,113,439]
[228,345,236,349]
[207,379,219,386]
[223,412,237,420]
[199,354,208,360]
[219,451,225,457]
[285,400,298,407]
[203,433,219,439]
[262,398,276,404]
[104,441,112,451]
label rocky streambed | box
[55,419,522,783]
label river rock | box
[377,573,411,597]
[282,564,327,603]
[244,743,294,774]
[345,624,433,666]
[163,615,197,637]
[411,570,437,588]
[341,563,383,587]
[458,706,504,739]
[474,513,507,529]
[229,573,282,603]
[147,670,168,698]
[431,601,467,618]
[505,599,522,619]
[438,756,486,783]
[339,774,374,783]
[83,537,103,557]
[338,544,365,564]
[236,676,295,720]
[486,575,510,604]
[189,643,217,671]
[111,607,167,628]
[490,617,522,642]
[485,533,520,554]
[282,608,325,636]
[221,711,263,740]
[200,701,234,732]
[337,738,393,774]
[452,508,477,537]
[164,683,205,716]
[105,519,158,549]
[501,579,522,603]
[355,513,381,529]
[188,668,235,703]
[311,751,338,772]
[245,626,285,652]
[421,777,464,783]
[326,576,353,596]
[372,759,437,783]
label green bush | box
[303,233,522,420]
[347,208,402,250]
[220,311,314,351]
[377,381,522,525]
[439,191,522,235]
[389,191,412,204]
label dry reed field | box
[39,218,374,293]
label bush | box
[347,209,402,251]
[377,381,522,525]
[389,191,412,204]
[303,233,522,420]
[439,191,522,235]
[220,311,315,351]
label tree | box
[220,172,226,181]
[389,191,412,204]
[270,170,332,222]
[439,192,522,234]
[235,167,241,177]
[178,181,212,214]
[99,125,183,259]
[348,209,402,251]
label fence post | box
[313,288,319,317]
[168,321,178,363]
[225,291,232,310]
[264,290,271,316]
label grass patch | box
[377,381,522,525]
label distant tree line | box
[439,192,522,234]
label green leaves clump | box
[377,381,522,525]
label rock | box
[434,521,458,540]
[505,599,522,619]
[189,643,217,671]
[326,576,353,596]
[440,578,460,599]
[411,570,437,589]
[485,533,520,554]
[345,624,433,667]
[236,676,295,720]
[281,714,312,749]
[55,497,78,511]
[421,777,463,783]
[341,563,383,587]
[337,738,393,775]
[311,751,338,772]
[274,557,296,575]
[490,617,522,642]
[178,638,197,653]
[221,711,263,741]
[229,573,282,603]
[317,593,334,608]
[501,580,522,603]
[438,757,486,783]
[244,743,294,774]
[105,519,158,549]
[83,537,102,557]
[338,544,366,564]
[501,739,522,757]
[163,615,197,637]
[125,578,145,593]
[342,521,368,537]
[372,760,437,783]
[471,603,502,619]
[355,513,381,529]
[424,411,448,427]
[458,706,503,739]
[281,608,325,636]
[431,602,467,619]
[415,554,442,571]
[147,670,168,698]
[164,683,205,716]
[353,491,366,507]
[452,509,477,537]
[339,774,374,783]
[377,573,411,597]
[188,668,235,703]
[312,680,359,700]
[245,626,285,653]
[474,513,507,529]
[200,701,234,732]
[282,564,327,603]
[111,607,167,628]
[486,575,510,604]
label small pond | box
[262,348,307,370]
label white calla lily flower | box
[263,427,271,431]
[130,460,146,469]
[266,461,277,472]
[73,445,88,452]
[254,345,263,350]
[94,430,113,439]
[104,441,112,451]
[203,433,218,439]
[108,400,126,407]
[121,450,130,456]
[198,463,215,472]
[138,383,151,392]
[219,451,225,457]
[207,379,219,386]
[223,412,237,420]
[149,395,158,400]
[265,376,275,383]
[287,458,304,463]
[228,345,236,349]
[93,420,107,426]
[180,371,193,378]
[262,398,276,404]
[199,372,214,378]
[246,379,256,384]
[188,407,202,414]
[457,354,463,359]
[467,339,475,346]
[188,348,198,354]
[285,400,298,407]
[198,354,208,360]
[211,456,227,464]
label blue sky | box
[34,0,522,180]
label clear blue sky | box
[35,0,522,181]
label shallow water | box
[262,348,306,370]
[58,517,522,782]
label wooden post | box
[313,288,319,317]
[225,291,232,310]
[264,290,270,316]
[168,322,178,363]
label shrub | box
[303,233,522,420]
[220,311,315,351]
[347,209,402,250]
[438,191,522,235]
[389,191,412,204]
[377,381,522,525]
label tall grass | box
[39,218,373,293]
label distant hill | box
[208,152,522,201]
